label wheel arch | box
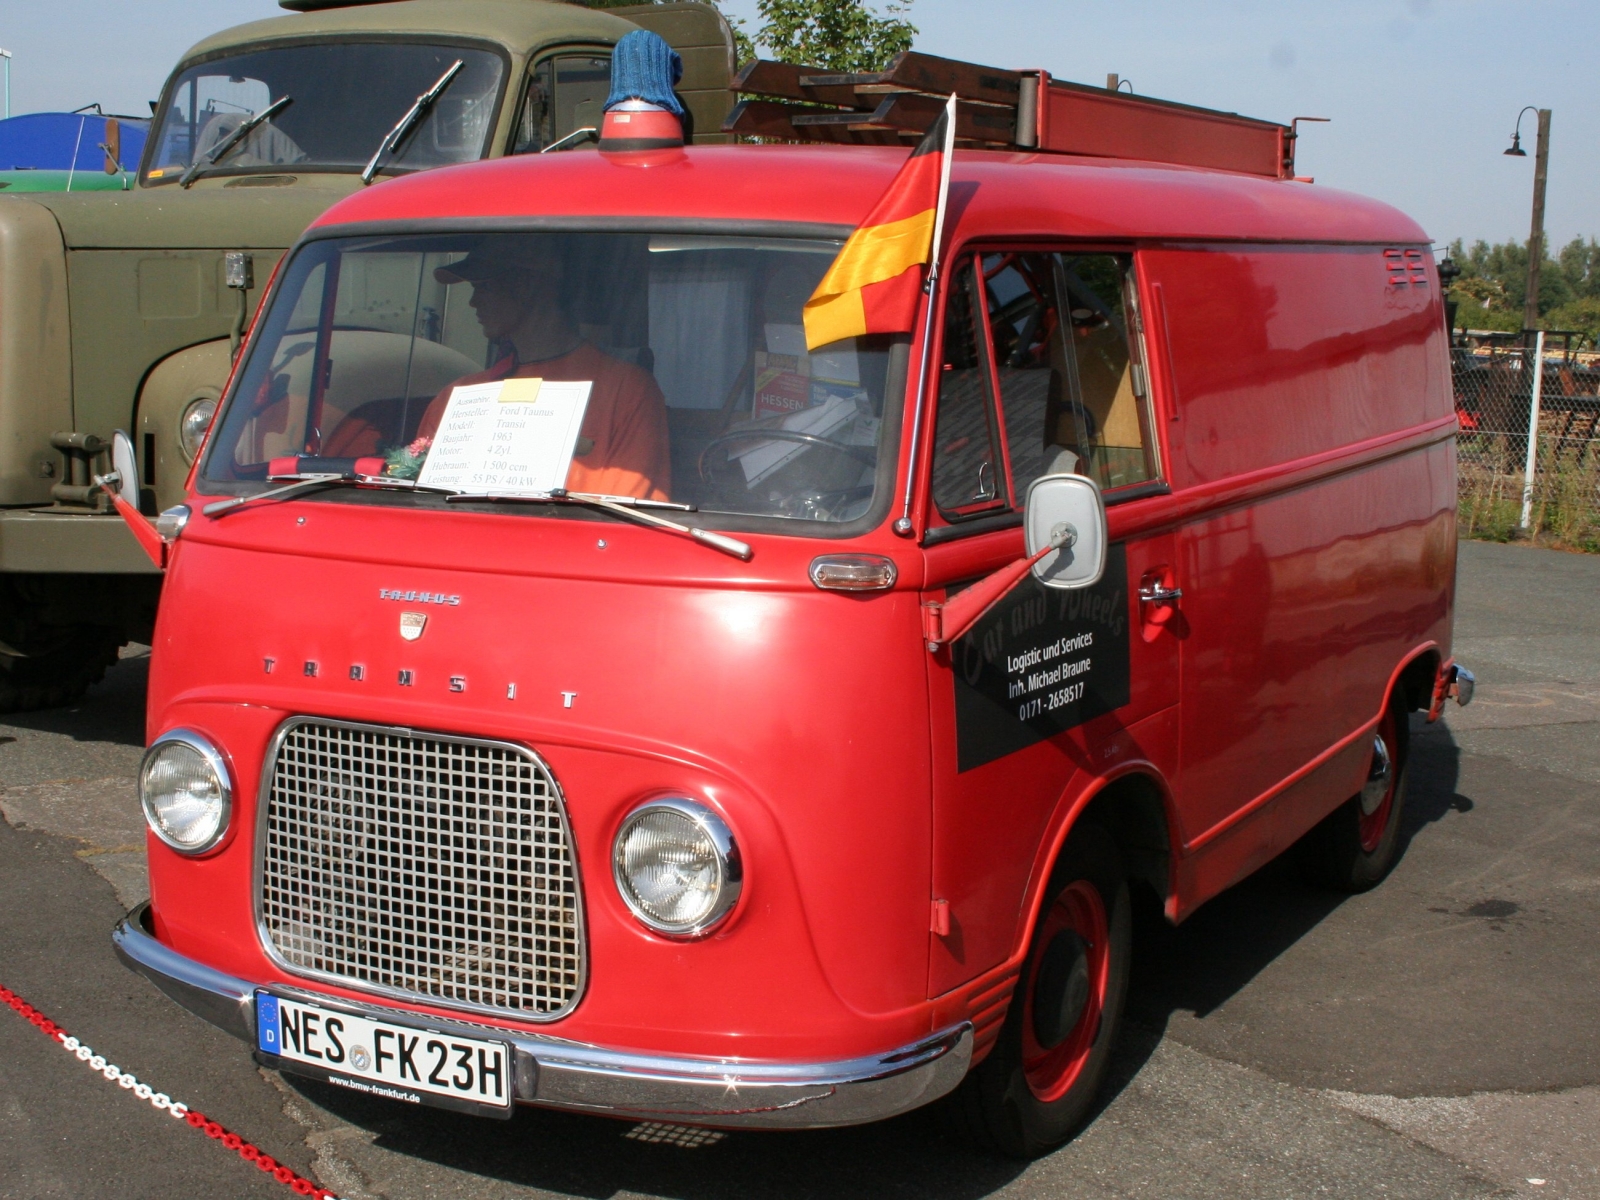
[1391,641,1443,714]
[1018,764,1177,961]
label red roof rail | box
[724,51,1295,179]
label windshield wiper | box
[361,60,463,185]
[202,472,452,517]
[180,96,293,188]
[447,490,753,560]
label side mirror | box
[103,119,122,174]
[1025,473,1107,589]
[108,429,139,504]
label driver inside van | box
[329,235,671,501]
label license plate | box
[255,991,513,1117]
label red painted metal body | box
[143,144,1456,1089]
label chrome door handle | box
[1138,582,1183,604]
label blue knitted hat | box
[605,30,685,116]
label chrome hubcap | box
[1360,734,1392,815]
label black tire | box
[0,582,121,713]
[943,821,1132,1158]
[1300,694,1410,893]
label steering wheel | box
[698,427,876,483]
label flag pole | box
[894,94,958,538]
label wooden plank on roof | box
[877,51,1025,107]
[722,99,904,145]
[731,59,864,108]
[798,92,1013,143]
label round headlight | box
[613,799,741,937]
[179,396,218,463]
[140,730,232,854]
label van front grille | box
[258,719,584,1020]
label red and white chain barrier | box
[1,981,342,1199]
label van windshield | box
[143,42,505,184]
[200,231,903,528]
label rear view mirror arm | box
[923,526,1071,651]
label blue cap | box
[604,30,685,116]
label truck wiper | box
[361,60,463,185]
[202,472,453,517]
[179,96,293,188]
[447,490,753,560]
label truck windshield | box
[143,42,504,184]
[201,231,901,528]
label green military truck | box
[0,0,735,710]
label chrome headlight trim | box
[612,798,742,939]
[178,395,218,463]
[140,728,233,855]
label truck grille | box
[258,719,584,1020]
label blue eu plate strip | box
[256,992,281,1055]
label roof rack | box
[724,51,1297,180]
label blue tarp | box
[0,112,150,172]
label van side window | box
[982,251,1157,495]
[930,258,1007,516]
[510,55,610,154]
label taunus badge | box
[399,611,428,642]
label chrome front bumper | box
[113,904,972,1129]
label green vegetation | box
[581,0,916,72]
[1448,235,1600,343]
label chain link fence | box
[1452,335,1600,551]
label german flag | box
[803,95,956,351]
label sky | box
[2,0,1592,254]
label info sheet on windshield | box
[416,378,592,495]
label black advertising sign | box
[952,543,1130,773]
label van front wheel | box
[944,822,1131,1158]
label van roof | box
[311,143,1431,246]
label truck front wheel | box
[945,821,1132,1157]
[0,580,122,712]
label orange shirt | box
[325,343,671,500]
[416,344,672,501]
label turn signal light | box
[809,554,898,592]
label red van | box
[111,56,1474,1157]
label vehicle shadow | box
[0,647,149,749]
[1109,712,1467,1084]
[277,715,1467,1198]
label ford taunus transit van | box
[112,56,1474,1157]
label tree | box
[1447,235,1600,340]
[749,0,917,72]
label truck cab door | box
[921,250,1179,1000]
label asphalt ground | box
[1,537,1596,1200]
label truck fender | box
[134,339,232,514]
[0,198,74,505]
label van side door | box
[921,249,1180,1000]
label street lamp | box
[0,50,11,121]
[1504,105,1551,334]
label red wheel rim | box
[1358,707,1399,853]
[1020,880,1109,1103]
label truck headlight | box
[140,730,232,854]
[179,396,217,463]
[613,799,741,937]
